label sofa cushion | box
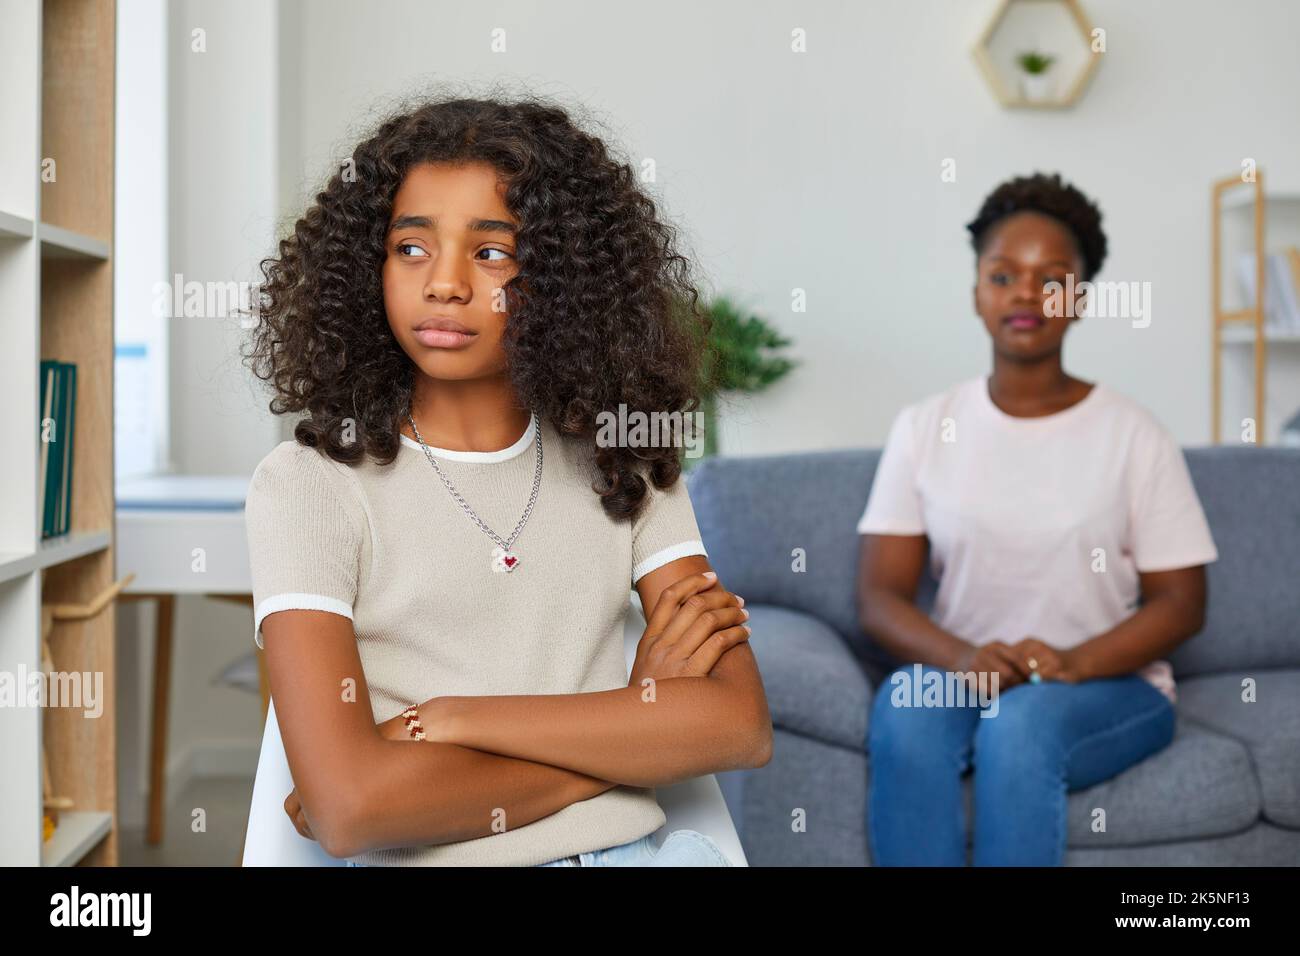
[1063,718,1261,845]
[953,718,1261,846]
[742,604,873,750]
[1173,669,1300,828]
[1171,447,1300,678]
[688,449,928,679]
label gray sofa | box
[687,445,1300,865]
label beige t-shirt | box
[244,410,708,866]
[857,376,1219,704]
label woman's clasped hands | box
[953,636,1085,694]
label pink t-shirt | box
[857,376,1219,704]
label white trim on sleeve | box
[632,539,709,583]
[1133,545,1220,574]
[857,518,927,535]
[254,593,354,649]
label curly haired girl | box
[242,91,771,867]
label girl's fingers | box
[682,625,753,676]
[646,586,741,652]
[285,788,315,840]
[673,605,750,664]
[644,572,720,637]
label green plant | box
[680,295,797,466]
[1016,51,1055,74]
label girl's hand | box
[1011,637,1085,684]
[284,787,316,841]
[377,713,409,741]
[629,571,751,688]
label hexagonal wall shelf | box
[972,0,1102,109]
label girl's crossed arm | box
[394,560,774,789]
[265,609,620,859]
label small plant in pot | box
[673,294,797,470]
[1016,50,1056,102]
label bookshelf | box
[0,0,117,866]
[1211,170,1300,445]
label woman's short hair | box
[965,172,1107,281]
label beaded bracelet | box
[400,703,427,741]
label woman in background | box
[856,172,1218,865]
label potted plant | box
[678,295,797,469]
[1016,50,1056,102]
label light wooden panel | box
[38,0,117,867]
[41,0,115,241]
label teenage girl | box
[243,93,772,867]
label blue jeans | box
[534,829,730,867]
[345,829,730,867]
[866,663,1176,866]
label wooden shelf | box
[0,530,112,584]
[1221,189,1300,210]
[1220,326,1300,345]
[0,209,36,240]
[39,221,110,260]
[0,550,34,585]
[1211,169,1300,444]
[0,0,118,867]
[40,529,112,567]
[41,811,113,867]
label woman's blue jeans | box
[866,663,1176,866]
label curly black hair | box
[243,89,713,521]
[965,172,1107,280]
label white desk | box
[116,475,252,594]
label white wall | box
[285,0,1300,450]
[167,0,282,474]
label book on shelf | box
[38,360,78,539]
[1235,249,1300,334]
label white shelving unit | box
[0,0,118,866]
[1212,172,1300,444]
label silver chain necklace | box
[407,410,542,573]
